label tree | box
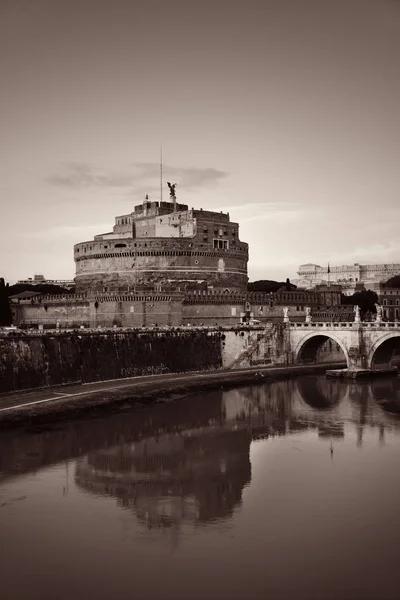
[248,280,297,293]
[0,278,12,326]
[341,289,378,320]
[386,275,400,288]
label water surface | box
[1,375,400,600]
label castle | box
[10,188,348,329]
[74,193,248,294]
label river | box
[1,375,400,600]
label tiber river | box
[1,375,400,600]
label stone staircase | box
[227,324,276,369]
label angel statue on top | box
[167,182,177,199]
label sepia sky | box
[1,0,399,284]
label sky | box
[1,0,399,284]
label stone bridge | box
[287,321,400,370]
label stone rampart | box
[11,300,91,329]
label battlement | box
[10,293,88,304]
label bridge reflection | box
[296,377,347,409]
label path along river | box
[1,374,400,600]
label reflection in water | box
[75,427,252,528]
[296,376,347,409]
[1,376,400,600]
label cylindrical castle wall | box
[74,237,248,293]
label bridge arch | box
[293,332,349,367]
[367,333,400,369]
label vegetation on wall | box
[341,289,378,319]
[0,331,223,393]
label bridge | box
[287,321,400,370]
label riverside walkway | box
[0,363,344,427]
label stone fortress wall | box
[11,288,352,329]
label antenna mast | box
[160,145,163,203]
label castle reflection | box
[74,377,399,528]
[75,426,252,527]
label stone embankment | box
[0,325,347,429]
[0,325,289,394]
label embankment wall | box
[0,330,225,393]
[0,326,346,394]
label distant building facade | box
[16,274,75,290]
[295,263,400,292]
[377,287,400,321]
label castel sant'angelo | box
[74,184,248,294]
[11,183,346,329]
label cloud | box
[328,240,400,265]
[47,162,227,193]
[219,201,308,224]
[27,223,111,242]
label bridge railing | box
[289,322,354,328]
[289,321,400,329]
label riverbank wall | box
[0,326,290,394]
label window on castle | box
[213,239,228,249]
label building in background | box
[375,287,400,321]
[16,274,75,290]
[295,263,400,293]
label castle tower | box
[74,192,248,294]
